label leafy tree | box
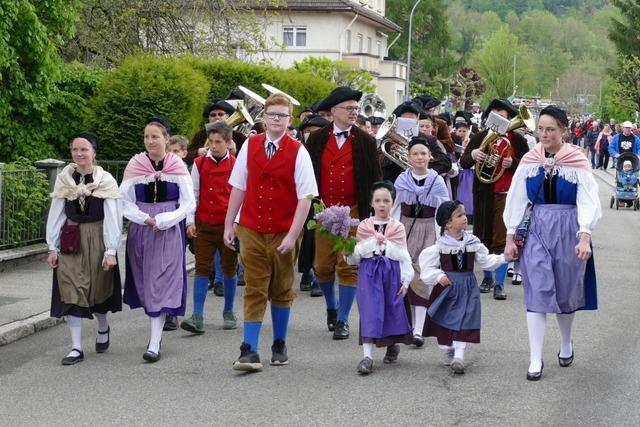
[0,0,79,162]
[292,57,375,93]
[449,67,485,109]
[609,0,640,57]
[611,56,640,114]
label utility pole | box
[405,0,423,100]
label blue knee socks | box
[222,275,237,312]
[244,321,262,351]
[494,263,508,288]
[271,306,291,342]
[318,280,338,310]
[193,276,209,316]
[338,285,356,322]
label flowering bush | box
[306,197,359,254]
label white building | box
[248,0,407,110]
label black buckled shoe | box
[383,344,400,364]
[326,309,338,332]
[479,277,495,293]
[270,339,289,366]
[333,321,350,340]
[309,281,323,297]
[233,342,262,371]
[95,327,110,353]
[61,349,84,366]
[526,361,544,381]
[493,285,507,300]
[558,344,574,367]
[512,273,522,286]
[143,341,162,363]
[413,335,425,348]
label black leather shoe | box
[479,277,494,293]
[213,282,224,297]
[333,321,350,340]
[163,315,178,331]
[95,326,110,353]
[143,349,161,363]
[383,344,400,364]
[299,274,312,291]
[558,345,574,367]
[309,281,323,297]
[61,349,84,365]
[512,273,522,286]
[526,361,544,381]
[413,335,425,348]
[493,285,507,300]
[357,357,373,375]
[326,309,338,332]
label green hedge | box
[88,55,210,160]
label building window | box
[377,40,382,58]
[283,26,307,47]
[346,30,351,53]
[397,89,405,105]
[357,34,363,53]
[367,37,372,54]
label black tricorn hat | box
[317,86,363,111]
[413,94,440,111]
[299,114,330,131]
[368,116,385,125]
[482,98,519,121]
[454,111,473,127]
[392,101,422,117]
[225,87,246,100]
[438,112,452,126]
[203,99,235,117]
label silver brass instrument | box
[376,114,410,169]
[359,93,386,117]
[234,85,266,136]
[475,105,535,184]
[262,83,301,106]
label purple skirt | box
[457,168,474,216]
[521,204,598,313]
[356,256,412,347]
[123,201,187,317]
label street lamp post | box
[405,0,423,100]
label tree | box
[0,0,80,162]
[611,56,640,114]
[386,0,457,81]
[292,57,376,93]
[61,0,284,66]
[609,0,640,57]
[449,67,485,109]
[470,25,535,101]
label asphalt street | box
[1,170,639,426]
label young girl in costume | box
[348,181,414,375]
[419,200,510,374]
[393,136,449,347]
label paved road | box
[1,171,639,426]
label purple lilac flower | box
[314,205,358,238]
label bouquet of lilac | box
[306,197,360,254]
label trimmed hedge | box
[88,55,210,160]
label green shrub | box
[88,55,210,160]
[0,158,50,248]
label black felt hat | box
[72,131,99,150]
[435,200,463,228]
[407,135,431,151]
[317,86,363,111]
[145,116,171,133]
[413,94,440,111]
[392,101,422,118]
[299,114,330,131]
[225,87,245,100]
[202,99,235,117]
[454,111,473,127]
[368,116,386,125]
[438,112,452,126]
[482,98,519,121]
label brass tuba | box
[475,105,535,184]
[376,114,410,170]
[359,93,386,117]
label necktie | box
[266,141,276,159]
[335,131,349,138]
[78,175,86,212]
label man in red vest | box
[224,93,318,371]
[305,86,382,340]
[181,122,238,335]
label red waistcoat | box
[493,131,514,193]
[320,133,357,207]
[240,133,301,233]
[193,154,235,225]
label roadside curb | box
[0,259,196,347]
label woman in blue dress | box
[503,106,601,381]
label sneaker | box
[512,272,522,286]
[493,285,507,300]
[506,267,514,277]
[309,281,323,297]
[383,344,400,364]
[299,273,312,291]
[213,282,224,297]
[479,277,494,293]
[413,334,424,348]
[357,357,374,375]
[270,339,289,366]
[450,358,465,374]
[163,315,178,331]
[333,321,350,340]
[444,348,455,366]
[326,308,338,332]
[180,313,205,334]
[233,342,262,371]
[223,311,237,330]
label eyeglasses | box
[334,106,360,113]
[264,112,290,119]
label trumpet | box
[475,105,535,184]
[376,114,410,170]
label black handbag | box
[513,178,544,248]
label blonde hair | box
[168,135,188,150]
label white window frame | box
[283,26,307,47]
